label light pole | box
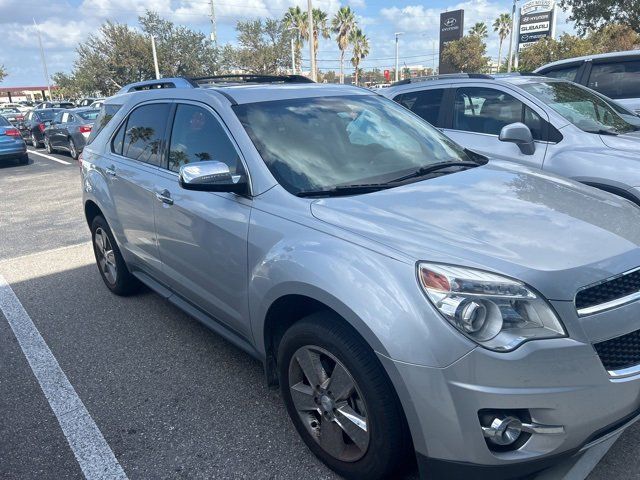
[307,0,316,81]
[150,36,160,80]
[394,32,404,82]
[285,26,297,74]
[507,0,517,72]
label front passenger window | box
[168,104,240,174]
[453,87,523,136]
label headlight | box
[418,263,566,352]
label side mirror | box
[499,122,535,155]
[179,161,247,194]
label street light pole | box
[307,0,316,81]
[150,36,160,80]
[33,19,51,100]
[394,32,404,82]
[507,0,517,72]
[290,37,296,74]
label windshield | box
[37,110,58,121]
[78,110,100,121]
[234,94,473,194]
[521,81,637,135]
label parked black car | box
[19,109,62,148]
[44,108,99,159]
[35,101,76,110]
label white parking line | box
[27,148,72,165]
[0,273,128,480]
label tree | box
[138,11,219,77]
[441,35,490,72]
[231,19,293,74]
[349,28,369,85]
[331,6,357,84]
[307,9,331,79]
[559,0,640,34]
[0,65,6,83]
[283,6,307,73]
[493,13,512,70]
[469,22,488,38]
[592,23,640,51]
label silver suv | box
[384,74,640,204]
[81,76,640,480]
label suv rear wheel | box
[90,215,140,295]
[278,312,411,480]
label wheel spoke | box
[290,382,319,412]
[105,250,115,266]
[328,363,355,401]
[336,405,369,452]
[94,232,104,251]
[296,348,326,388]
[319,419,346,458]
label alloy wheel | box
[94,227,117,285]
[45,137,52,153]
[69,139,77,159]
[31,134,38,147]
[288,345,370,462]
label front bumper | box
[380,331,640,479]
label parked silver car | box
[82,76,640,480]
[384,74,640,204]
[534,50,640,113]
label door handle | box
[105,165,116,176]
[155,189,174,205]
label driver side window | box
[167,104,240,174]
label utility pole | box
[394,32,404,82]
[507,0,517,72]
[290,37,296,74]
[33,19,51,100]
[209,0,217,46]
[307,0,316,81]
[150,36,160,80]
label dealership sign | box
[518,0,555,51]
[439,9,464,74]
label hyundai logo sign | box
[444,17,457,27]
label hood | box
[600,130,640,151]
[311,162,640,300]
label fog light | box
[482,416,523,446]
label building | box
[0,86,57,103]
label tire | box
[90,215,140,296]
[69,138,78,159]
[31,133,39,148]
[278,312,412,480]
[45,136,53,154]
[20,154,29,165]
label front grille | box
[576,268,640,312]
[594,329,640,372]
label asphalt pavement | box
[0,148,638,480]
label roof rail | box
[391,73,494,86]
[117,78,198,94]
[492,72,541,77]
[191,74,314,85]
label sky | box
[0,0,575,87]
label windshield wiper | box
[295,183,395,197]
[387,161,480,184]
[585,128,619,136]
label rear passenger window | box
[395,89,445,127]
[543,66,579,82]
[122,103,171,167]
[588,61,640,99]
[167,104,240,173]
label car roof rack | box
[191,74,314,85]
[116,74,314,95]
[391,73,494,86]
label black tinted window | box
[588,61,640,99]
[112,122,125,155]
[122,103,171,166]
[168,104,240,173]
[543,66,579,81]
[87,103,122,145]
[395,89,445,127]
[453,88,523,136]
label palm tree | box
[309,8,331,79]
[493,13,512,71]
[349,28,369,85]
[331,6,357,84]
[469,22,488,38]
[283,6,307,73]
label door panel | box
[153,103,251,337]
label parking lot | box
[1,149,639,480]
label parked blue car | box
[0,115,28,165]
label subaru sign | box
[439,9,464,74]
[517,0,556,51]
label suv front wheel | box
[278,312,411,480]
